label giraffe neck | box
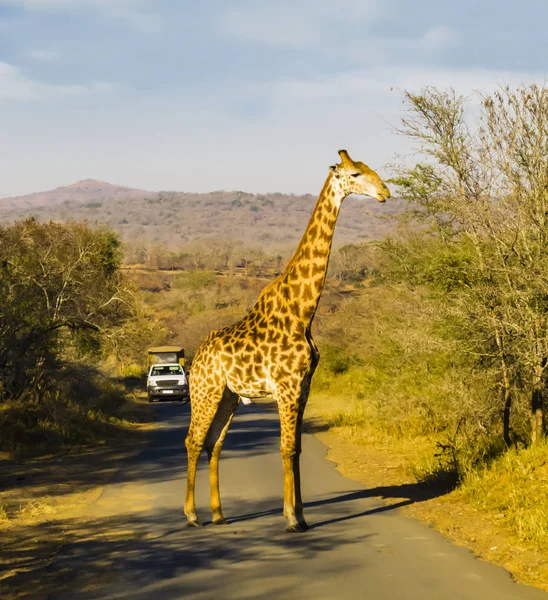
[279,172,346,325]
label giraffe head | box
[329,149,390,202]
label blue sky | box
[0,0,546,197]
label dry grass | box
[458,442,548,548]
[132,270,272,357]
[17,497,58,521]
[0,378,152,456]
[0,503,9,527]
[306,392,440,473]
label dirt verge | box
[0,400,155,600]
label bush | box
[312,282,513,441]
[0,219,136,404]
[0,366,137,452]
[173,269,217,290]
[321,346,356,375]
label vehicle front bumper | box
[147,386,190,400]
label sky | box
[0,0,547,197]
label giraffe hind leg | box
[204,388,240,524]
[184,380,225,527]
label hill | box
[0,179,156,210]
[0,186,404,254]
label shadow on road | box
[111,402,282,491]
[0,400,459,599]
[226,496,414,527]
[0,401,280,500]
[1,499,374,600]
[226,479,447,529]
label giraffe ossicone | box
[184,149,390,532]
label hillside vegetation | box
[0,188,403,258]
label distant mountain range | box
[0,179,404,252]
[0,179,156,210]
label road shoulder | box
[311,424,548,593]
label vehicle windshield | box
[150,365,184,376]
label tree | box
[392,84,548,444]
[329,244,376,284]
[0,219,135,402]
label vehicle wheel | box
[148,394,154,403]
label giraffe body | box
[184,150,390,531]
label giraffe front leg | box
[279,402,307,533]
[205,389,240,524]
[281,448,300,532]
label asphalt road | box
[48,402,547,600]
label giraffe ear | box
[329,165,338,172]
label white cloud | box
[28,49,59,61]
[217,4,462,69]
[265,66,546,109]
[13,0,146,5]
[213,65,547,178]
[2,65,546,197]
[217,0,383,48]
[344,25,462,67]
[381,66,547,97]
[0,62,113,101]
[8,0,161,32]
[2,2,546,197]
[109,8,162,33]
[420,25,461,53]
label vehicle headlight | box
[148,380,158,387]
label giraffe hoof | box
[285,523,307,533]
[298,520,310,531]
[212,517,228,525]
[186,519,203,528]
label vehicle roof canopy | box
[147,346,184,354]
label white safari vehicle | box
[146,346,189,404]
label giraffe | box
[184,149,390,532]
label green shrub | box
[321,346,356,375]
[173,270,217,291]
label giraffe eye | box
[351,173,361,178]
